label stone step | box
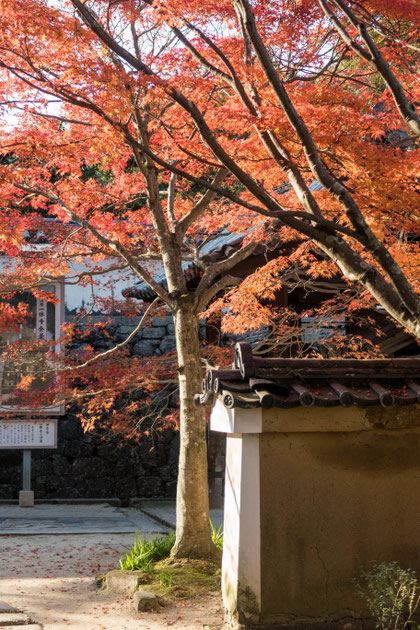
[0,604,15,614]
[0,613,33,626]
[0,626,42,630]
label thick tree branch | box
[197,274,242,313]
[233,0,420,319]
[166,169,177,231]
[319,0,420,136]
[196,241,258,305]
[175,168,228,240]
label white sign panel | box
[0,419,57,449]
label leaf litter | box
[0,533,223,629]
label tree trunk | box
[171,296,216,559]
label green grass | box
[210,519,223,551]
[158,571,173,588]
[115,524,223,600]
[118,531,176,571]
[119,520,223,572]
[137,558,221,599]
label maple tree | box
[0,0,418,558]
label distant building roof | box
[124,179,327,301]
[123,229,251,301]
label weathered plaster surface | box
[214,403,420,628]
[259,423,420,622]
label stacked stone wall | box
[0,416,179,502]
[0,312,224,503]
[0,313,181,502]
[73,313,178,356]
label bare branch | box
[176,168,228,239]
[25,109,93,126]
[197,274,242,312]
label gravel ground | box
[0,533,224,629]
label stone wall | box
[69,313,206,356]
[0,414,179,502]
[72,313,177,356]
[0,313,181,502]
[0,311,224,503]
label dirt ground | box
[0,533,225,629]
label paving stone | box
[0,613,32,625]
[133,590,163,612]
[0,604,15,614]
[105,569,144,595]
[0,503,167,535]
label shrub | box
[356,561,420,630]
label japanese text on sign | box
[36,298,48,341]
[0,420,57,449]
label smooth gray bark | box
[171,297,216,558]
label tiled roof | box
[196,342,420,409]
[123,230,248,300]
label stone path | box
[0,503,168,535]
[0,501,224,536]
[0,600,41,629]
[138,501,224,532]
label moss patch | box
[133,558,221,600]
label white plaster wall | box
[222,432,261,620]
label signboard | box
[0,419,57,449]
[0,280,65,415]
[36,297,48,341]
